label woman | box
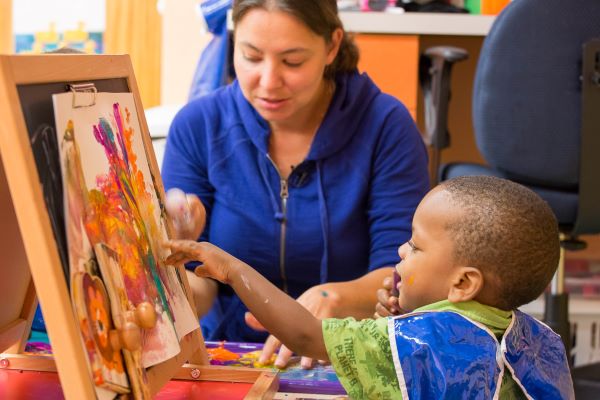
[162,0,429,368]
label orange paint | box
[207,345,240,362]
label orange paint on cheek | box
[406,275,415,286]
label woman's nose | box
[259,61,283,89]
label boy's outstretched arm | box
[165,240,329,361]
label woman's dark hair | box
[232,0,359,80]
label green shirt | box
[322,300,527,399]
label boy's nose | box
[398,242,409,260]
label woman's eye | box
[284,60,303,67]
[243,54,261,63]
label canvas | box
[53,91,199,396]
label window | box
[13,0,105,54]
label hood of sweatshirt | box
[232,71,382,160]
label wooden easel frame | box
[0,54,278,399]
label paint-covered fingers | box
[164,251,192,265]
[165,241,242,284]
[165,189,206,240]
[299,355,315,370]
[172,240,203,251]
[245,313,288,367]
[244,312,266,331]
[164,240,204,265]
[265,341,320,370]
[259,335,281,366]
[275,344,296,369]
[163,252,193,265]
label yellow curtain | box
[0,0,13,54]
[105,0,162,108]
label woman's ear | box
[326,28,344,65]
[447,267,484,303]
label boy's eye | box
[408,240,418,252]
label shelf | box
[340,11,494,36]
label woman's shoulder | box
[169,83,244,139]
[176,84,238,121]
[338,71,413,122]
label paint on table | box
[206,341,346,395]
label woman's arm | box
[315,267,394,319]
[186,270,218,317]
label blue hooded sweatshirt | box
[162,71,429,342]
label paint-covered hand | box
[164,241,239,284]
[250,284,340,369]
[165,188,206,240]
[374,275,402,318]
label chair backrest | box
[473,0,600,191]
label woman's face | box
[233,8,340,124]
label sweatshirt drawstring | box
[316,162,329,284]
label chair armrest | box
[419,46,468,149]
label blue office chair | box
[420,0,600,396]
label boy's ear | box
[447,267,484,303]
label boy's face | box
[395,188,461,312]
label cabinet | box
[343,12,493,167]
[355,34,420,117]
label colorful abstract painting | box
[53,92,198,384]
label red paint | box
[155,380,253,399]
[0,370,252,399]
[0,370,65,400]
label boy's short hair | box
[439,175,559,310]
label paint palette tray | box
[206,341,346,395]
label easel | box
[0,54,278,399]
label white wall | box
[14,0,208,105]
[13,0,105,33]
[160,0,212,105]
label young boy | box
[165,176,574,399]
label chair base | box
[543,292,571,356]
[572,362,600,399]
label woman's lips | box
[256,96,289,111]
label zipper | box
[279,178,289,293]
[266,155,289,293]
